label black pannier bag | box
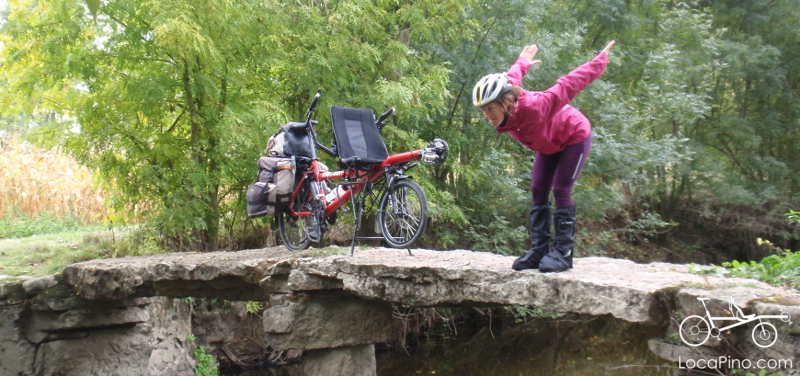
[266,122,315,158]
[246,182,274,218]
[246,156,295,218]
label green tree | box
[1,0,462,250]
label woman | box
[473,41,615,273]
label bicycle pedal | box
[307,227,321,242]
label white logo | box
[679,296,793,348]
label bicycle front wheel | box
[278,210,312,251]
[278,183,313,251]
[378,179,428,248]
[679,315,711,347]
[752,322,778,348]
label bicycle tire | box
[751,322,778,348]
[679,315,711,347]
[278,182,313,251]
[378,179,428,248]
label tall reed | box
[0,134,107,223]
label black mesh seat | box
[330,106,389,168]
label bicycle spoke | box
[679,315,711,346]
[378,180,428,248]
[752,322,778,348]
[278,184,313,251]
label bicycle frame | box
[287,150,427,219]
[698,299,789,333]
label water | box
[222,313,674,376]
[375,313,671,376]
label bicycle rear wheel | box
[278,183,313,251]
[679,315,711,346]
[378,179,428,248]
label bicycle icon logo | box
[680,297,793,348]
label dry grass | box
[0,134,107,223]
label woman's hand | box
[602,40,616,54]
[519,44,542,66]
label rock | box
[190,300,248,355]
[288,268,343,291]
[31,305,150,332]
[647,338,723,362]
[263,301,294,333]
[21,275,58,296]
[34,324,154,376]
[54,247,799,327]
[303,344,377,376]
[6,245,800,375]
[62,249,289,301]
[146,297,194,376]
[0,305,35,376]
[2,295,193,376]
[751,300,800,336]
[263,290,395,351]
[0,276,27,303]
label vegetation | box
[0,136,107,226]
[1,0,798,266]
[188,333,220,376]
[193,345,220,376]
[688,233,799,289]
[244,301,264,315]
[721,234,800,289]
[723,251,800,289]
[0,225,166,276]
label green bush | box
[690,249,799,290]
[787,210,800,226]
[193,345,219,376]
[723,250,800,289]
[245,301,264,315]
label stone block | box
[34,324,153,376]
[263,291,394,350]
[303,344,377,376]
[1,306,27,375]
[22,275,59,296]
[647,338,722,362]
[263,303,294,333]
[288,269,344,291]
[28,297,194,376]
[0,277,26,303]
[31,305,150,332]
[146,297,194,376]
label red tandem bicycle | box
[276,92,449,256]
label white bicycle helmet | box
[472,73,513,107]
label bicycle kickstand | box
[349,188,366,257]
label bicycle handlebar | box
[306,91,321,123]
[376,107,395,132]
[378,107,395,123]
[301,91,335,158]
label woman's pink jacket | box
[496,52,609,155]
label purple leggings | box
[531,134,592,208]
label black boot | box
[539,205,575,273]
[512,203,551,270]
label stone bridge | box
[1,247,799,375]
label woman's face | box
[480,102,507,128]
